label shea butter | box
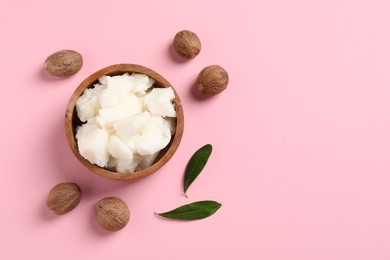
[75,73,176,173]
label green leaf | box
[155,200,222,220]
[184,144,212,196]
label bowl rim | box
[65,63,184,180]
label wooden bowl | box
[65,64,184,180]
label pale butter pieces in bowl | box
[65,64,184,180]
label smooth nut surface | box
[47,182,82,215]
[173,30,201,59]
[95,197,130,232]
[44,50,83,76]
[197,65,229,95]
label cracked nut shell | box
[47,182,82,215]
[95,197,130,232]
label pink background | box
[2,0,390,259]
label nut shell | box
[95,197,130,232]
[173,30,201,59]
[197,65,229,95]
[47,182,82,215]
[44,50,83,76]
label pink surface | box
[2,0,390,259]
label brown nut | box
[173,30,201,59]
[95,197,130,232]
[47,182,82,215]
[197,65,229,95]
[44,50,83,76]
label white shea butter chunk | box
[107,135,133,160]
[76,84,106,122]
[99,74,134,107]
[108,156,142,173]
[164,117,177,135]
[131,73,155,94]
[135,115,172,156]
[136,152,159,170]
[144,87,176,117]
[113,111,151,142]
[96,93,142,128]
[76,122,109,167]
[75,73,176,173]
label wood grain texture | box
[65,64,184,181]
